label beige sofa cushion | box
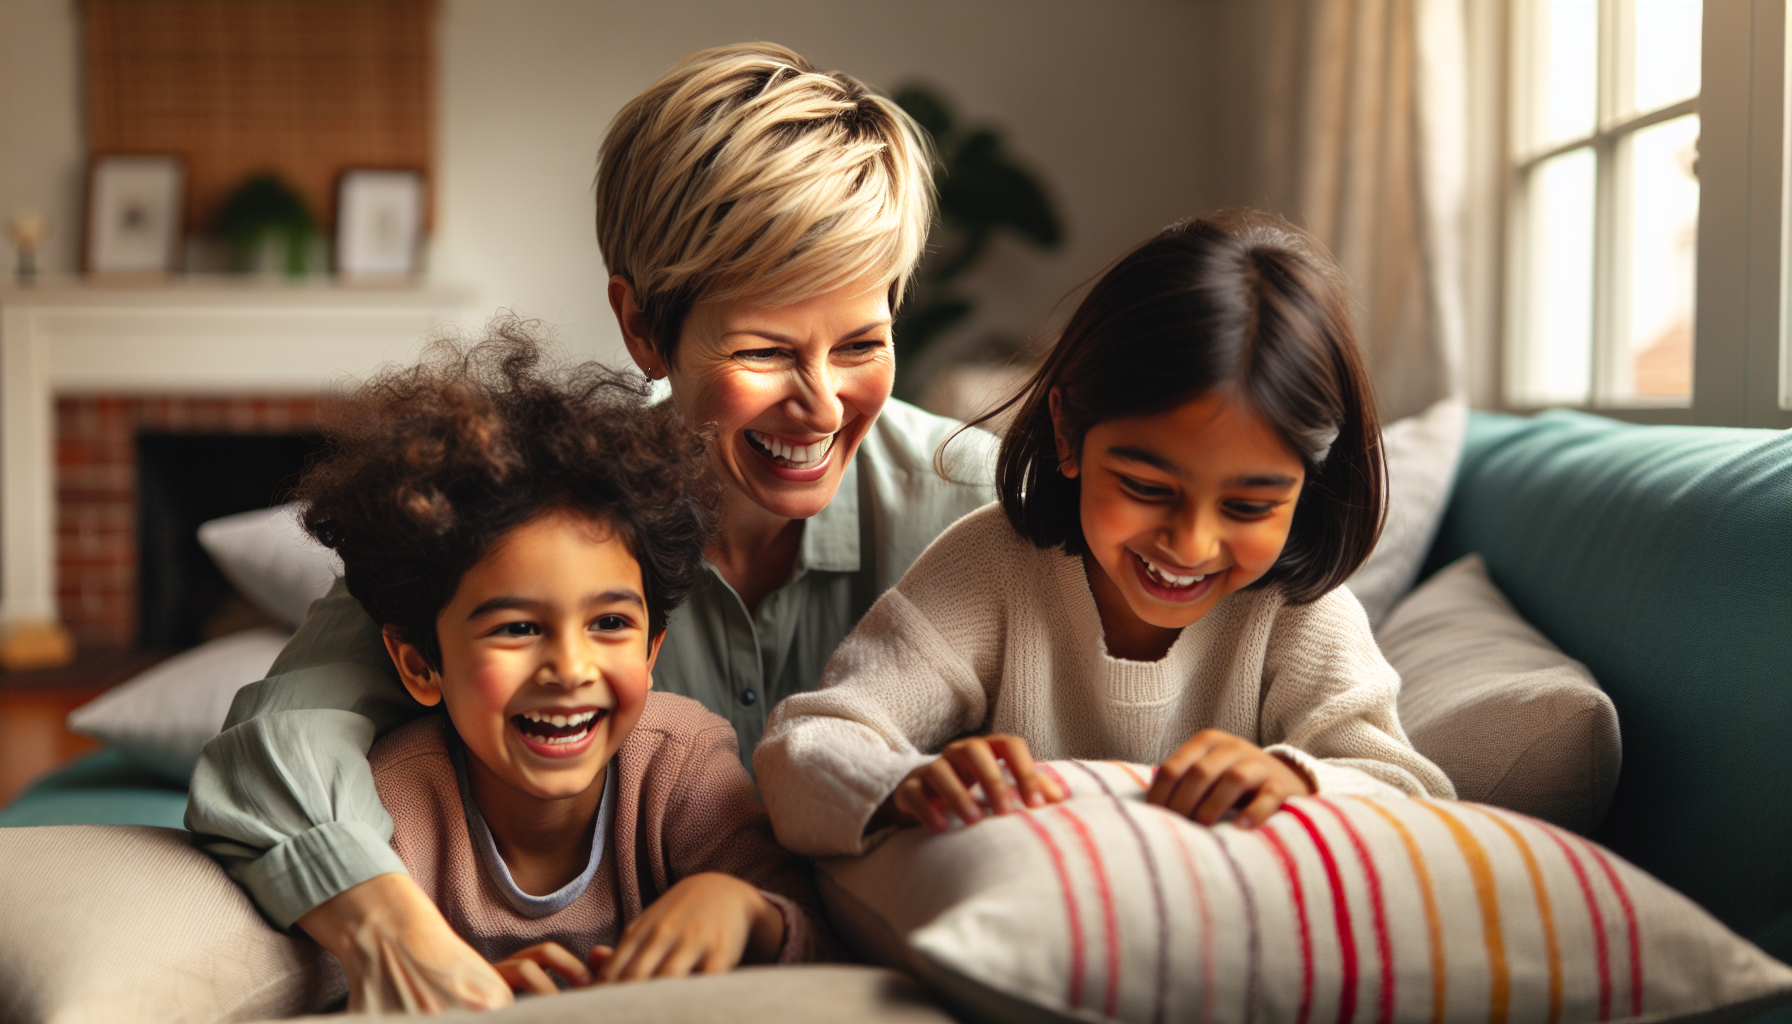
[271,965,953,1024]
[1382,553,1622,833]
[0,825,345,1024]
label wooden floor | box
[0,650,172,806]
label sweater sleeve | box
[754,505,1012,857]
[661,724,841,964]
[184,577,429,928]
[1257,588,1456,800]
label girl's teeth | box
[1144,558,1209,588]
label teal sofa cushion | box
[0,747,188,829]
[1425,410,1792,962]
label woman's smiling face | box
[1056,389,1307,637]
[656,275,894,522]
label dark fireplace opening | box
[136,431,326,649]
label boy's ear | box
[1048,387,1079,479]
[644,630,666,682]
[381,625,444,707]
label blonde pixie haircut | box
[596,42,935,359]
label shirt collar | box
[796,454,861,574]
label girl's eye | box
[1224,500,1278,519]
[592,614,631,633]
[1118,475,1174,500]
[491,621,540,638]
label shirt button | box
[740,688,758,706]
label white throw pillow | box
[67,627,290,782]
[1346,395,1468,629]
[197,502,341,628]
[820,761,1792,1024]
[1382,553,1622,834]
[0,825,345,1024]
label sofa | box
[1,407,1787,1024]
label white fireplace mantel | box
[0,278,475,627]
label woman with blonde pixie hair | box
[185,43,993,1010]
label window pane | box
[1614,114,1698,404]
[1515,148,1597,406]
[1527,0,1598,151]
[1627,0,1702,116]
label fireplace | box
[58,396,323,650]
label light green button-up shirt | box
[185,400,995,928]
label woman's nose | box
[783,355,845,434]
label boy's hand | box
[1147,729,1313,828]
[494,942,592,995]
[877,734,1065,834]
[588,872,782,982]
[296,871,514,1013]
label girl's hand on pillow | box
[494,942,592,994]
[1148,729,1313,828]
[881,734,1066,834]
[588,872,782,982]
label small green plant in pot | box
[214,173,317,277]
[893,86,1063,395]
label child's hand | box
[1147,729,1313,828]
[588,872,782,982]
[494,942,592,995]
[878,733,1066,834]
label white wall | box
[0,0,1244,367]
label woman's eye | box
[1118,475,1173,500]
[592,614,630,633]
[836,339,886,358]
[491,621,540,638]
[735,347,787,363]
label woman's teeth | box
[1141,556,1210,589]
[746,430,834,469]
[514,709,604,745]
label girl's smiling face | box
[625,274,895,523]
[1055,389,1307,656]
[386,509,662,802]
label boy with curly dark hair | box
[296,320,833,997]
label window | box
[1508,0,1702,409]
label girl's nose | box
[1164,505,1222,567]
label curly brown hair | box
[298,317,717,670]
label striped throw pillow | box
[818,761,1792,1024]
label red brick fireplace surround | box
[57,396,320,650]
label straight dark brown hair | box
[969,210,1384,604]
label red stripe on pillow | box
[1017,809,1086,1011]
[1285,804,1360,1024]
[1057,805,1122,1018]
[1543,825,1612,1020]
[1160,814,1218,1024]
[1261,821,1316,1024]
[1577,835,1644,1018]
[1314,797,1395,1024]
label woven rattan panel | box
[85,0,435,232]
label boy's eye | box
[1117,474,1174,500]
[491,621,540,638]
[592,614,631,632]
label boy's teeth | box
[747,430,834,468]
[521,709,598,727]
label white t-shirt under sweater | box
[754,503,1454,857]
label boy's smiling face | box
[385,509,661,802]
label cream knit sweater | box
[754,503,1454,857]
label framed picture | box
[86,155,184,274]
[335,169,424,277]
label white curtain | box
[1255,0,1469,423]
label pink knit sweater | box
[369,692,834,964]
